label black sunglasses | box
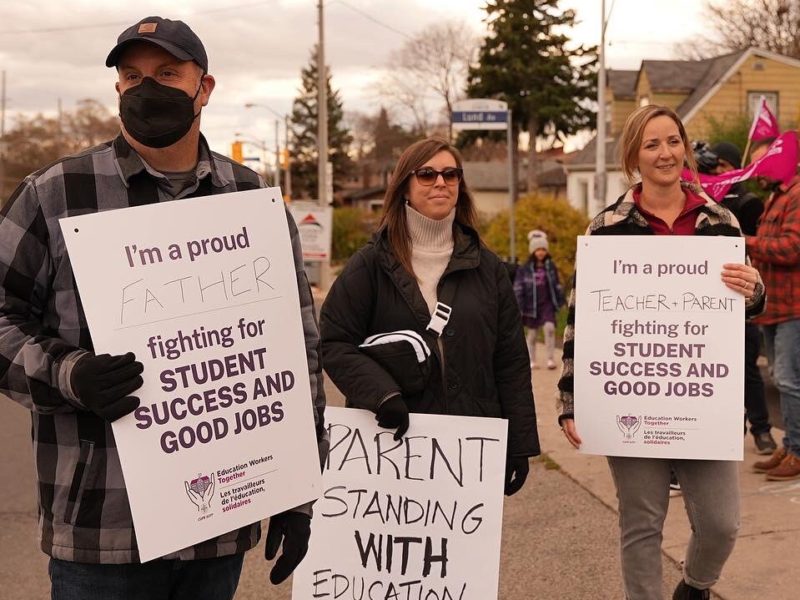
[412,166,463,186]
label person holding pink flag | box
[746,95,780,149]
[682,131,798,201]
[746,132,800,481]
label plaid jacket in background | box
[0,134,328,563]
[557,183,766,421]
[747,176,800,325]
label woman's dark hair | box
[379,137,477,277]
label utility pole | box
[1,71,6,139]
[0,71,6,202]
[317,0,328,208]
[594,0,608,214]
[274,119,280,189]
[284,115,292,200]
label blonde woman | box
[557,106,764,600]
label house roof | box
[463,160,563,191]
[566,135,622,170]
[569,48,800,172]
[607,69,637,100]
[675,51,747,118]
[681,48,800,123]
[637,59,712,94]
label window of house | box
[747,92,778,119]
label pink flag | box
[748,96,780,142]
[682,130,798,200]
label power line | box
[0,1,280,35]
[329,0,412,40]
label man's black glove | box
[265,511,311,584]
[504,456,529,496]
[70,352,144,422]
[376,395,409,441]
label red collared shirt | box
[633,186,706,235]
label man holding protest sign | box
[0,16,327,600]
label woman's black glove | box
[265,511,311,584]
[504,456,530,496]
[376,395,410,440]
[70,352,144,422]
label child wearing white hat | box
[513,230,565,369]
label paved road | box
[0,367,684,600]
[2,332,793,599]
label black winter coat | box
[320,223,540,457]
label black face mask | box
[119,77,202,148]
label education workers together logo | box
[185,472,216,514]
[616,414,642,441]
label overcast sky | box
[0,0,708,156]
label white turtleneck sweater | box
[405,204,455,315]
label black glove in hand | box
[504,456,529,496]
[71,352,144,422]
[265,511,311,585]
[376,396,409,441]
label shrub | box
[331,206,379,263]
[481,192,590,291]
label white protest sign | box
[60,188,321,561]
[574,236,744,460]
[288,202,333,261]
[292,407,508,600]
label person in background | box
[558,105,765,600]
[695,140,777,455]
[513,229,565,370]
[0,16,327,599]
[320,137,540,499]
[746,135,800,480]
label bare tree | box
[3,99,119,196]
[378,21,479,139]
[705,0,800,58]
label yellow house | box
[567,48,800,215]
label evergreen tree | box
[467,0,596,195]
[371,106,416,185]
[289,45,354,199]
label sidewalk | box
[533,345,798,600]
[0,337,795,598]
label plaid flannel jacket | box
[746,176,800,325]
[0,134,328,563]
[557,184,766,421]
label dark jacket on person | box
[720,182,763,236]
[320,223,540,458]
[513,257,566,321]
[0,134,328,563]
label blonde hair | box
[619,105,697,184]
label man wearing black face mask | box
[0,16,328,600]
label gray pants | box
[525,321,555,363]
[607,457,740,600]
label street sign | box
[451,98,516,261]
[452,99,509,131]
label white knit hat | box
[528,229,549,254]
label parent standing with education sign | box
[557,106,765,600]
[291,407,509,599]
[0,16,327,600]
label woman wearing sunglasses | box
[320,137,539,498]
